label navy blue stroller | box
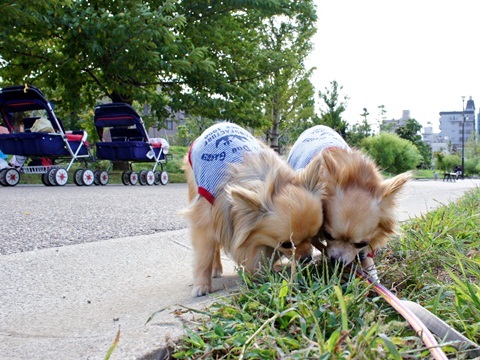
[93,103,170,185]
[0,85,93,186]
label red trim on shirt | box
[198,186,215,205]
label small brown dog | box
[288,125,410,276]
[182,123,324,296]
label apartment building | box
[439,96,477,153]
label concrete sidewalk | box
[1,179,479,359]
[0,229,238,359]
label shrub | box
[361,132,421,173]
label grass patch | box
[412,169,435,179]
[169,187,480,359]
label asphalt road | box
[0,183,189,255]
[0,179,479,359]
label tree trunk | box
[269,100,281,154]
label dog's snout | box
[300,255,313,264]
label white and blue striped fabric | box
[189,122,262,205]
[287,125,349,170]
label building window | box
[165,119,173,130]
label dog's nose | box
[300,255,313,264]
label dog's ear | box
[321,148,345,179]
[379,172,411,199]
[228,185,265,213]
[296,155,324,194]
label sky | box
[307,0,480,132]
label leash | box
[356,267,480,359]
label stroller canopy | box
[94,103,148,141]
[0,85,63,133]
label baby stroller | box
[0,85,93,186]
[93,103,170,185]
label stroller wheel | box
[94,170,101,186]
[153,171,161,185]
[122,170,131,186]
[74,169,84,186]
[139,170,147,186]
[4,168,20,186]
[41,172,52,186]
[82,169,95,186]
[47,167,57,186]
[0,168,8,186]
[129,171,138,186]
[146,170,155,186]
[99,171,109,186]
[159,171,169,185]
[54,168,68,186]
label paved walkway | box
[0,180,479,359]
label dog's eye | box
[281,241,293,249]
[354,242,368,249]
[323,231,334,241]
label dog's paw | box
[192,284,211,297]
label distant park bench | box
[443,172,459,182]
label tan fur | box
[304,147,410,265]
[181,146,324,297]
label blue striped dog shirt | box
[189,122,262,205]
[287,125,349,170]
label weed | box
[170,187,480,359]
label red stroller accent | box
[93,103,170,186]
[0,85,93,186]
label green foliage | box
[165,188,480,359]
[317,80,349,138]
[165,146,188,175]
[381,187,480,343]
[0,0,317,133]
[394,119,422,143]
[394,119,432,168]
[172,262,425,359]
[435,154,461,173]
[361,132,422,173]
[411,169,435,179]
[172,116,216,147]
[464,158,480,176]
[465,133,480,159]
[346,117,373,148]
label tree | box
[0,0,315,132]
[259,5,317,152]
[179,1,318,152]
[317,80,349,138]
[395,119,422,143]
[395,119,432,168]
[174,115,216,146]
[360,108,369,123]
[464,133,480,176]
[263,69,317,153]
[465,132,480,158]
[362,132,422,173]
[1,0,212,126]
[376,104,387,131]
[435,153,461,173]
[346,116,373,148]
